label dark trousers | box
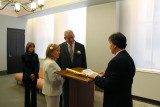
[59,79,69,107]
[63,79,69,107]
[60,94,62,107]
[24,79,37,107]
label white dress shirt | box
[67,41,75,54]
[115,49,125,56]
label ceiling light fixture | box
[0,0,44,12]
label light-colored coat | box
[42,58,64,96]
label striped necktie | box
[69,45,74,63]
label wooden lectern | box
[55,67,94,107]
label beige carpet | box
[0,74,159,107]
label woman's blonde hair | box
[25,42,35,54]
[45,44,60,59]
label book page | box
[82,69,101,76]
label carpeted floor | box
[0,74,103,107]
[0,74,159,107]
[0,74,46,107]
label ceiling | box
[0,0,120,17]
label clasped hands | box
[30,74,35,81]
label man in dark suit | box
[89,32,135,107]
[57,30,87,107]
[57,30,87,70]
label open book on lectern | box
[82,69,98,75]
[66,68,101,76]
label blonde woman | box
[42,44,64,107]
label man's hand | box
[98,71,105,77]
[88,73,98,79]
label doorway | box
[7,28,25,74]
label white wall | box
[0,14,27,71]
[86,2,116,71]
[132,71,160,101]
[25,14,54,58]
[118,0,160,101]
[54,12,68,44]
[86,2,160,102]
[118,0,131,51]
[54,7,86,45]
[25,7,86,59]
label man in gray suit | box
[57,30,87,107]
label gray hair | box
[64,30,74,37]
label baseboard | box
[0,70,7,76]
[95,86,160,106]
[133,95,160,106]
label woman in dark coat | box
[21,42,39,107]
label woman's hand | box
[30,74,35,81]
